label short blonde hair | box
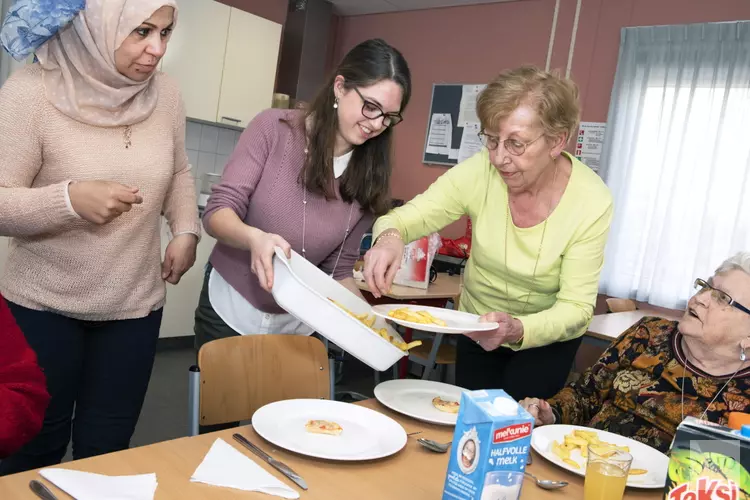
[716,252,750,276]
[476,66,580,143]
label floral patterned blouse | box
[548,317,750,453]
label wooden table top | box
[356,273,462,301]
[586,310,684,342]
[0,399,662,500]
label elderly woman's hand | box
[519,398,556,426]
[363,233,405,298]
[464,312,524,351]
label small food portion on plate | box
[432,396,460,414]
[305,419,343,436]
[328,298,422,352]
[387,307,448,326]
[550,429,646,475]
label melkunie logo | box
[492,423,532,444]
[667,478,740,500]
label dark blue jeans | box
[0,303,162,476]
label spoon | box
[417,438,451,453]
[523,471,568,490]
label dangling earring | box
[741,346,747,362]
[333,98,339,109]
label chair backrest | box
[198,335,330,426]
[606,298,637,313]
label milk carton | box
[442,390,534,500]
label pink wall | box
[332,0,750,237]
[217,0,287,25]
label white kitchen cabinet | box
[160,0,231,123]
[216,8,282,128]
[159,220,216,338]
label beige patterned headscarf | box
[36,0,178,127]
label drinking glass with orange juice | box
[583,445,632,500]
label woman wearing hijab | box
[0,0,199,474]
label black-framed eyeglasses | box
[478,132,545,156]
[693,278,750,316]
[352,87,403,127]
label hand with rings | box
[519,397,556,426]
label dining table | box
[0,399,664,500]
[586,310,684,343]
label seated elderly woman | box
[521,252,750,453]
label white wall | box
[159,219,215,338]
[0,237,9,276]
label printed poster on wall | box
[426,113,453,155]
[575,122,606,173]
[458,85,487,127]
[458,122,483,163]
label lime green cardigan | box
[373,151,613,350]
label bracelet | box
[375,230,402,246]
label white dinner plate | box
[531,424,669,489]
[371,304,499,334]
[252,399,407,461]
[374,379,466,426]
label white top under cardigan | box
[208,151,353,335]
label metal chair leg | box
[421,333,444,381]
[188,365,200,436]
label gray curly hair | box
[715,252,750,275]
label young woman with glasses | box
[194,39,411,351]
[364,66,613,400]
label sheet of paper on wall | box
[458,122,483,163]
[426,113,453,155]
[457,85,487,127]
[575,122,606,173]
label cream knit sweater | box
[0,65,200,321]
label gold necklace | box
[503,161,560,316]
[123,125,132,149]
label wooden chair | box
[409,336,456,381]
[188,335,330,435]
[606,298,637,313]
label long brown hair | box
[301,39,411,217]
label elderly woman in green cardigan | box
[364,66,613,399]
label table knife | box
[29,480,58,500]
[233,433,308,490]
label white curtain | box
[599,22,750,310]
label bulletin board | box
[422,83,487,166]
